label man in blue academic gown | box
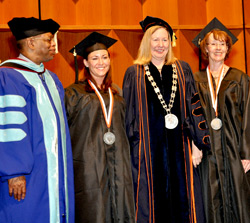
[0,17,74,223]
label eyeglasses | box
[206,42,226,47]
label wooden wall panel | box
[75,0,111,25]
[177,0,207,25]
[177,29,202,73]
[225,30,246,71]
[0,0,38,24]
[44,53,76,88]
[206,0,243,25]
[246,30,250,73]
[142,0,178,26]
[41,0,76,24]
[243,0,250,25]
[41,0,112,25]
[0,31,18,63]
[111,0,142,25]
[111,30,143,87]
[243,0,250,74]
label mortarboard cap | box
[8,17,60,41]
[140,16,174,41]
[69,32,117,59]
[192,17,238,47]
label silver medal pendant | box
[103,131,116,145]
[165,114,178,129]
[211,117,222,130]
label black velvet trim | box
[191,93,200,105]
[198,120,207,130]
[192,106,203,117]
[203,135,210,145]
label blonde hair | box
[134,26,176,65]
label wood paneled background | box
[0,0,249,88]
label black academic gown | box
[194,68,250,223]
[65,81,135,223]
[123,60,210,223]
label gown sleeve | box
[122,65,140,148]
[64,85,76,124]
[240,73,250,159]
[0,68,34,181]
[182,62,210,150]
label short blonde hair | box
[134,26,176,65]
[200,29,232,61]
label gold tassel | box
[73,46,77,57]
[172,32,176,47]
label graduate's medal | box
[88,80,115,145]
[206,66,225,131]
[165,114,178,129]
[211,117,222,130]
[144,63,178,130]
[103,131,116,145]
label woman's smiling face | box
[84,49,110,82]
[206,33,228,63]
[150,27,170,64]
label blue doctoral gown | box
[0,58,74,223]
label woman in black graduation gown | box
[193,19,250,223]
[65,32,135,223]
[123,16,210,223]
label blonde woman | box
[123,16,210,223]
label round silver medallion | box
[211,117,222,130]
[103,131,116,145]
[165,114,178,129]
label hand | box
[192,141,203,168]
[8,176,26,201]
[241,160,250,173]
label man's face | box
[31,32,56,64]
